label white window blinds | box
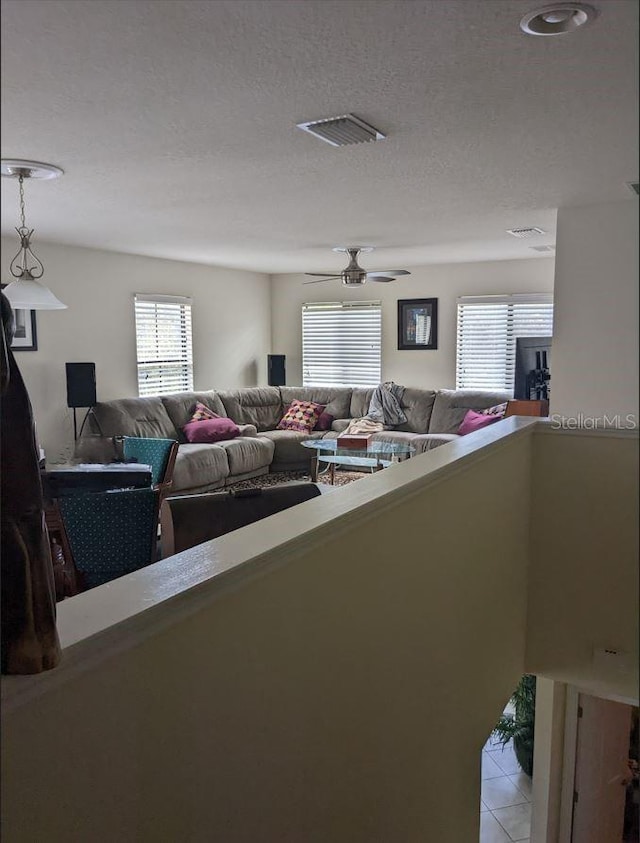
[456,294,553,391]
[302,301,382,387]
[134,294,194,397]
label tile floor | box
[480,735,532,843]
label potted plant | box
[493,674,537,777]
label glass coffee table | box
[301,439,415,484]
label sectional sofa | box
[83,386,509,495]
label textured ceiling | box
[1,0,637,273]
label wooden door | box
[571,693,632,842]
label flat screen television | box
[514,337,552,400]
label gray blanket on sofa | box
[343,382,407,435]
[368,381,407,426]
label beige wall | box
[527,430,639,702]
[1,434,533,842]
[551,200,639,424]
[2,424,637,840]
[530,677,567,843]
[1,238,271,461]
[270,257,555,388]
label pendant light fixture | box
[1,159,67,310]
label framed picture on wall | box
[398,298,438,350]
[1,284,38,351]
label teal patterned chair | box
[122,436,178,497]
[59,487,160,590]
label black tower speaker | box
[267,354,286,387]
[66,362,97,408]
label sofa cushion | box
[215,436,275,476]
[237,424,258,437]
[277,400,324,433]
[330,418,351,433]
[90,397,178,439]
[183,418,240,443]
[414,433,459,453]
[258,429,325,467]
[393,388,437,433]
[429,389,511,434]
[280,387,352,421]
[161,391,227,441]
[349,388,374,419]
[217,387,283,431]
[172,443,230,493]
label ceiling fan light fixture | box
[332,245,374,254]
[304,247,410,286]
[520,3,598,36]
[296,114,385,147]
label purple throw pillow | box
[183,418,240,443]
[314,411,334,431]
[458,409,502,436]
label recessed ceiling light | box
[520,3,598,36]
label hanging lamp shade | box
[1,159,67,310]
[2,277,67,310]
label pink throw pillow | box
[458,409,502,436]
[183,418,240,443]
[314,411,334,431]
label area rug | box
[226,469,371,491]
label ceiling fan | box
[304,247,411,286]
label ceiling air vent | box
[506,227,546,238]
[627,182,639,196]
[530,244,556,252]
[296,114,386,147]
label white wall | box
[270,257,555,388]
[1,239,271,461]
[552,200,639,423]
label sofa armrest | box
[330,418,351,433]
[74,434,119,463]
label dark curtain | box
[1,292,60,673]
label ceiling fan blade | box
[303,276,340,284]
[366,270,411,278]
[305,272,343,277]
[368,276,395,283]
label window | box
[302,301,382,387]
[456,294,553,391]
[134,294,193,397]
